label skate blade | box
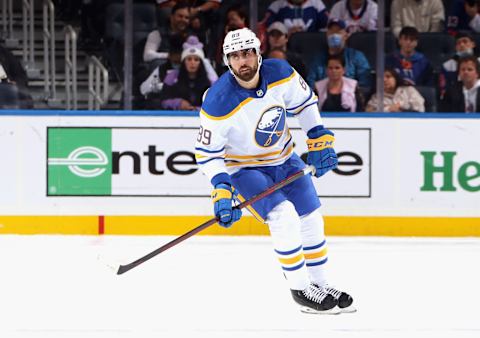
[300,306,341,315]
[338,305,357,313]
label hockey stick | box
[117,164,316,275]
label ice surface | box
[1,235,479,338]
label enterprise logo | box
[48,146,108,178]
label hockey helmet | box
[223,28,261,65]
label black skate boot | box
[315,284,356,313]
[291,284,339,314]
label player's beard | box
[233,63,258,82]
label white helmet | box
[222,28,261,66]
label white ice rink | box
[1,235,480,338]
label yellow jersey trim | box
[291,94,319,115]
[200,97,253,121]
[267,71,295,89]
[226,145,293,167]
[225,138,291,160]
[195,154,225,160]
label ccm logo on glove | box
[306,134,335,151]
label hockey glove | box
[306,126,338,178]
[211,183,242,228]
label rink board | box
[0,112,479,235]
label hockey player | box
[195,28,354,314]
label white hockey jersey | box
[195,59,323,185]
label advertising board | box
[0,114,478,235]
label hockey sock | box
[300,208,328,287]
[266,200,309,291]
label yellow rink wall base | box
[1,216,480,236]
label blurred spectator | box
[366,68,425,112]
[0,43,33,109]
[440,55,480,112]
[156,1,221,41]
[156,0,221,16]
[446,0,480,34]
[214,4,249,69]
[263,22,308,78]
[307,19,372,89]
[385,26,434,86]
[143,2,191,64]
[263,0,329,35]
[159,36,218,110]
[439,32,480,98]
[223,3,248,32]
[329,0,378,33]
[314,54,365,112]
[267,47,288,59]
[139,34,184,100]
[390,0,445,37]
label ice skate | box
[314,284,356,313]
[291,284,340,315]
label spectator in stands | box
[329,0,378,33]
[223,3,248,32]
[143,2,191,65]
[267,48,288,60]
[159,35,218,110]
[155,1,221,42]
[390,0,445,37]
[263,0,329,34]
[263,22,308,78]
[446,0,480,34]
[385,26,434,86]
[366,68,425,112]
[155,0,221,17]
[439,32,480,98]
[139,34,184,100]
[440,55,480,112]
[214,4,249,70]
[306,19,372,89]
[0,43,33,109]
[314,54,365,112]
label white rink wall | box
[0,113,479,235]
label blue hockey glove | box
[211,183,242,228]
[306,126,338,178]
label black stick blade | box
[117,264,132,275]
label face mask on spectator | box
[457,49,474,57]
[327,34,344,49]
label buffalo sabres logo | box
[255,106,286,147]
